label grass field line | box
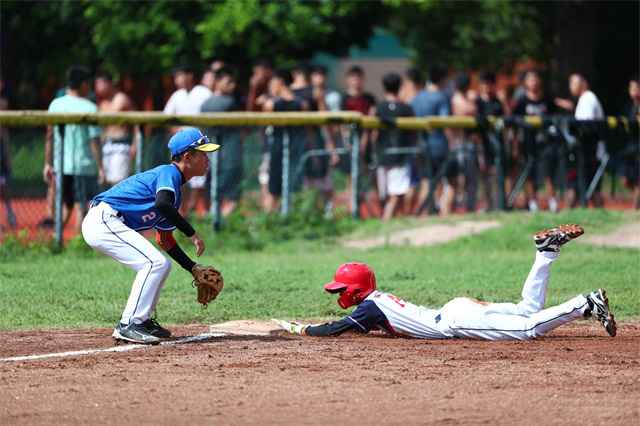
[0,332,227,363]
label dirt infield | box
[580,221,640,249]
[1,321,638,425]
[343,220,501,249]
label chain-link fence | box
[0,112,638,247]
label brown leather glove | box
[191,264,224,307]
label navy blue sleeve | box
[305,300,387,337]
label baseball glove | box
[191,264,224,307]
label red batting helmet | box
[324,262,377,309]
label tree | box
[383,0,542,70]
[2,0,384,80]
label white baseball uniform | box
[306,251,590,341]
[82,164,183,325]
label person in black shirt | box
[512,70,559,213]
[292,63,332,206]
[476,71,505,211]
[341,66,379,217]
[258,70,306,213]
[201,67,243,216]
[372,73,416,221]
[623,77,640,209]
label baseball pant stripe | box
[101,210,153,325]
[449,301,587,333]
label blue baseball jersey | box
[93,164,183,231]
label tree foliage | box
[2,0,383,82]
[3,0,543,91]
[384,0,542,70]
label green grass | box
[0,209,638,330]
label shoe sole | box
[112,328,161,345]
[534,224,584,244]
[596,289,617,337]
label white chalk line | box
[0,332,228,363]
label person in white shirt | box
[163,65,213,216]
[567,73,605,207]
[572,74,604,120]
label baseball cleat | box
[585,289,617,337]
[112,322,161,345]
[533,224,584,252]
[144,318,172,338]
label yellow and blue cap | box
[168,127,220,156]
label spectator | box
[39,88,68,228]
[400,67,424,104]
[372,72,416,221]
[0,76,17,232]
[163,65,213,116]
[290,63,314,109]
[246,59,274,209]
[258,70,306,213]
[450,72,479,214]
[290,64,324,193]
[623,76,640,209]
[246,58,273,112]
[410,64,451,215]
[163,64,213,217]
[311,65,342,113]
[44,66,103,234]
[513,70,558,212]
[210,58,225,74]
[341,65,378,217]
[94,70,137,187]
[476,71,505,211]
[307,65,341,212]
[567,73,605,208]
[201,69,216,92]
[201,67,243,216]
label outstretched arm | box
[274,300,388,337]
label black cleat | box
[144,318,172,339]
[585,289,617,337]
[112,322,161,345]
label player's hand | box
[330,152,340,167]
[191,233,205,257]
[272,319,307,335]
[42,164,53,183]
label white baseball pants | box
[82,202,171,325]
[439,251,589,340]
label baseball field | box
[1,209,639,425]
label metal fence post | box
[135,129,143,173]
[575,137,587,207]
[350,124,360,219]
[281,129,290,217]
[492,120,506,210]
[209,143,221,231]
[54,124,64,249]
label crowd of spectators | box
[1,60,639,233]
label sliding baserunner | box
[275,224,616,340]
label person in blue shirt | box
[410,64,453,214]
[82,127,219,344]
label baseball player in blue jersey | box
[275,224,617,340]
[82,127,220,344]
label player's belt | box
[89,201,122,217]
